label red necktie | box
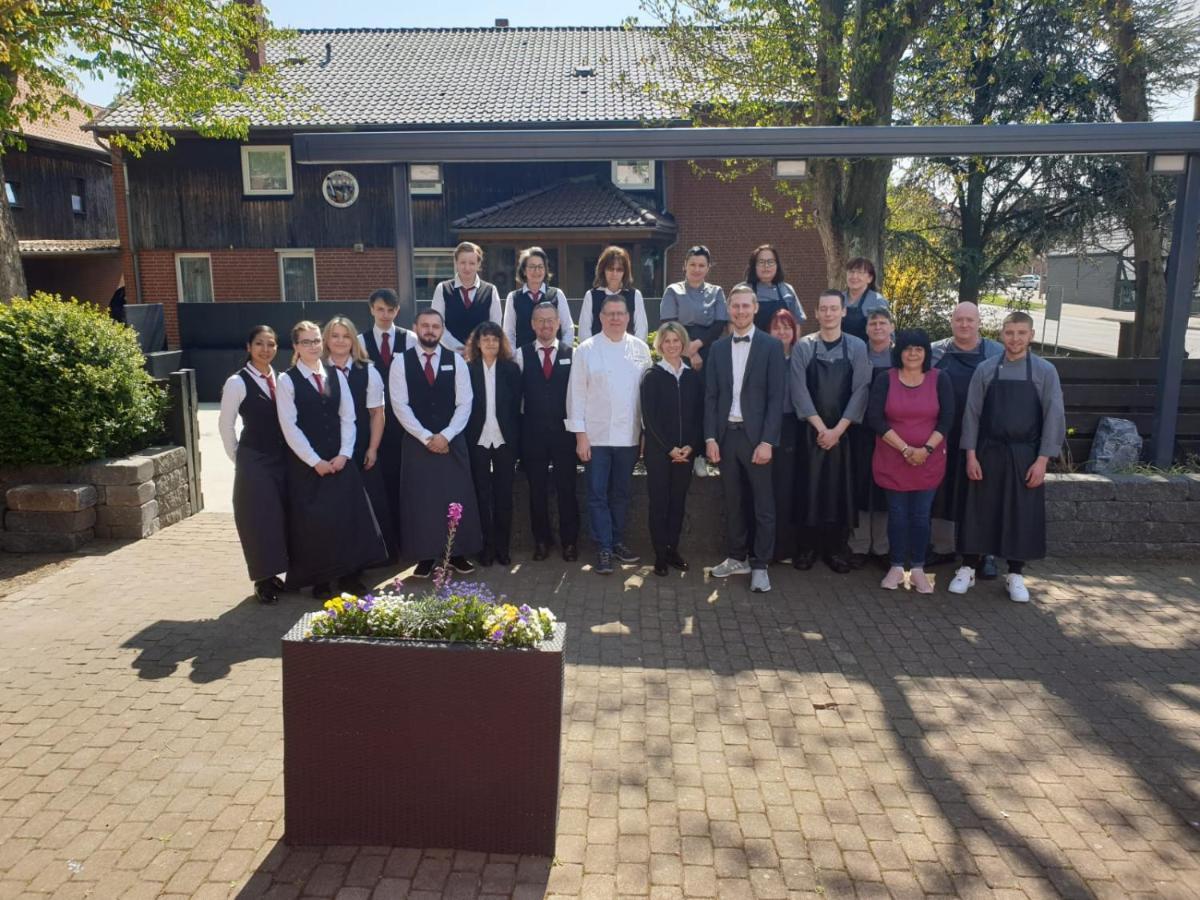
[530,290,541,304]
[541,346,553,380]
[460,286,472,309]
[312,372,324,394]
[264,372,276,400]
[423,353,436,386]
[380,332,392,367]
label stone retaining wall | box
[505,471,1200,560]
[0,446,195,552]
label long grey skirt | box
[233,445,289,582]
[398,432,483,561]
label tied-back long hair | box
[290,320,322,366]
[321,316,369,365]
[464,320,513,363]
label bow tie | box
[733,335,751,343]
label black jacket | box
[466,358,522,450]
[703,329,786,446]
[641,364,705,459]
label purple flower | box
[447,502,463,525]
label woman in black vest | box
[217,325,289,604]
[502,247,574,351]
[640,322,704,576]
[577,245,648,342]
[322,316,398,556]
[277,320,386,598]
[430,241,502,354]
[464,322,522,566]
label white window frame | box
[410,163,443,196]
[611,159,655,191]
[175,253,214,303]
[277,249,318,302]
[412,247,457,291]
[241,145,294,196]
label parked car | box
[1014,274,1041,292]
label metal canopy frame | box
[293,122,1200,465]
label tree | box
[0,0,292,301]
[632,0,937,285]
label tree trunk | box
[1103,0,1167,356]
[0,153,27,303]
[957,165,987,304]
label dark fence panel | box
[165,369,203,512]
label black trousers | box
[470,443,516,556]
[644,450,693,556]
[719,426,775,569]
[522,434,580,546]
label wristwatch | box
[923,443,935,454]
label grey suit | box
[704,329,786,569]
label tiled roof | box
[12,80,108,154]
[18,239,121,256]
[453,175,676,232]
[92,27,692,131]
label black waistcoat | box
[589,288,636,337]
[235,369,285,455]
[403,348,457,435]
[512,286,559,349]
[440,281,495,344]
[520,342,572,432]
[285,364,343,460]
[361,328,408,380]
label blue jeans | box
[886,489,936,569]
[586,445,638,552]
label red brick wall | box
[665,160,827,326]
[132,248,398,347]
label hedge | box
[0,293,166,466]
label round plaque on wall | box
[322,170,359,208]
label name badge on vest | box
[558,358,571,366]
[440,364,455,371]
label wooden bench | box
[1049,357,1200,465]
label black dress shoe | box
[338,575,370,596]
[254,579,280,605]
[653,558,669,577]
[267,576,286,591]
[848,552,870,570]
[666,548,689,571]
[496,551,512,566]
[477,550,494,567]
[532,542,549,561]
[824,553,852,574]
[311,582,335,600]
[412,560,434,579]
[793,549,817,571]
[979,555,999,580]
[562,544,578,562]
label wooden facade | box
[7,139,116,242]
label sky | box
[72,0,1197,120]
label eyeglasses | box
[296,339,322,347]
[756,259,778,267]
[525,264,546,271]
[601,310,629,318]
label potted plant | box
[281,504,565,856]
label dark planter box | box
[281,614,565,856]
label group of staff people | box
[220,239,1064,605]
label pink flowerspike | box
[447,502,463,525]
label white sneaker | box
[750,569,771,592]
[1006,573,1030,603]
[693,457,708,477]
[711,557,752,578]
[948,566,975,594]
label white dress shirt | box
[478,360,505,448]
[328,359,385,409]
[217,364,276,462]
[502,287,575,349]
[515,339,560,371]
[729,326,755,422]
[658,359,686,381]
[388,344,474,443]
[577,288,650,342]
[276,361,356,467]
[357,325,411,358]
[565,332,652,446]
[430,278,503,352]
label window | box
[278,250,317,302]
[611,160,655,191]
[410,163,443,196]
[4,181,19,208]
[241,145,294,196]
[413,248,456,297]
[70,178,86,214]
[176,254,214,303]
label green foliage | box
[2,0,296,157]
[885,183,957,341]
[0,293,166,465]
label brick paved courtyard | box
[1,512,1198,899]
